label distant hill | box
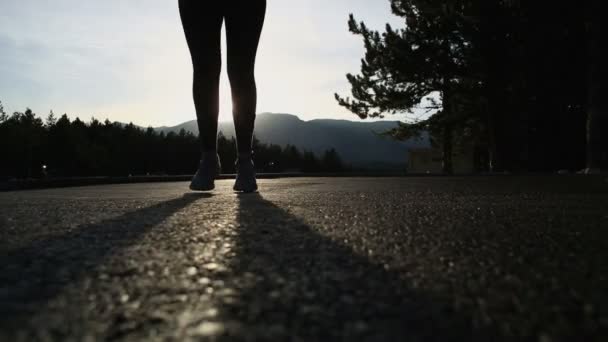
[157,113,429,169]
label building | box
[407,148,475,174]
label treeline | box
[337,0,607,172]
[0,103,344,179]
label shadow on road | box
[228,193,485,341]
[0,193,207,328]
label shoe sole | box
[233,182,258,193]
[190,181,215,192]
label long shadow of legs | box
[0,193,208,328]
[228,193,483,341]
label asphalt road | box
[1,177,607,341]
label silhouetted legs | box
[226,1,266,155]
[179,0,266,155]
[178,1,222,152]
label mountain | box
[158,113,429,169]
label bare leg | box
[225,0,266,155]
[178,0,223,152]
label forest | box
[0,104,344,180]
[3,1,606,178]
[337,0,607,173]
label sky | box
[0,0,405,127]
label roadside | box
[0,172,405,191]
[2,172,606,192]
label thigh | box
[224,0,266,71]
[178,0,224,70]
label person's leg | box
[179,1,224,191]
[225,0,266,155]
[178,0,223,153]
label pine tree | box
[336,1,481,174]
[0,100,7,123]
[45,110,57,127]
[322,148,344,172]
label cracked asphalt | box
[1,176,607,341]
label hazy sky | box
[0,0,404,126]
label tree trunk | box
[479,1,509,173]
[442,124,453,174]
[585,6,604,170]
[486,105,499,172]
[441,87,454,175]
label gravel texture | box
[1,176,607,341]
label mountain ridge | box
[157,113,429,169]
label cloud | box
[0,0,405,125]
